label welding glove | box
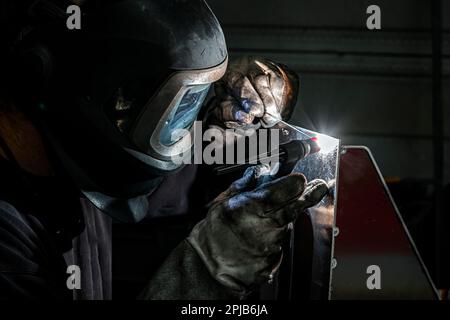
[187,165,328,297]
[208,56,299,130]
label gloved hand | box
[187,165,328,297]
[208,56,299,130]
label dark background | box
[207,0,450,290]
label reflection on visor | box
[159,84,211,146]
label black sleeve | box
[0,200,70,299]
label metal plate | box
[329,146,438,300]
[281,128,340,300]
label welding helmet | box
[15,0,227,222]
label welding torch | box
[212,116,321,175]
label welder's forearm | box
[139,239,236,300]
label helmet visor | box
[159,83,211,146]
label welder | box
[0,0,327,299]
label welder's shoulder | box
[0,200,66,299]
